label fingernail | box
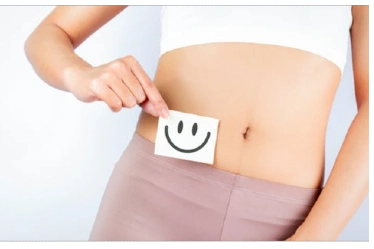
[161,108,169,118]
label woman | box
[24,6,368,241]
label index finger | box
[124,56,169,118]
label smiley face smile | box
[164,120,211,153]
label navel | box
[242,126,250,139]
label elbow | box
[24,35,31,60]
[24,24,49,64]
[24,30,36,64]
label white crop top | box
[160,6,353,72]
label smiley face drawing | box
[154,110,219,164]
[165,120,211,153]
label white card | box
[154,110,219,164]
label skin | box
[24,5,368,240]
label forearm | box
[24,23,91,91]
[292,103,368,240]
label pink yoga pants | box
[89,132,321,241]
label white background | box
[0,6,368,240]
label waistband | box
[127,132,322,205]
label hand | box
[63,55,169,117]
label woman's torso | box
[136,6,352,189]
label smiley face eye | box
[192,123,198,136]
[178,120,183,133]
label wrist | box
[62,63,92,92]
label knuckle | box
[88,80,101,94]
[127,101,137,108]
[109,60,124,71]
[126,96,137,108]
[100,72,112,82]
[137,92,146,103]
[124,55,137,64]
[110,107,120,113]
[111,101,122,111]
[143,79,153,88]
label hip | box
[90,132,322,241]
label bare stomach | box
[136,42,342,189]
